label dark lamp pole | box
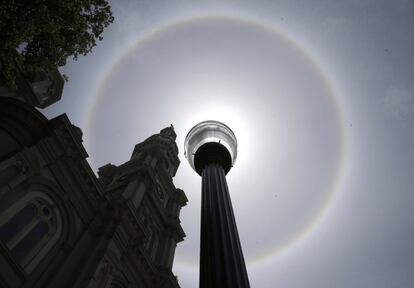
[185,120,250,288]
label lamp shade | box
[184,120,237,175]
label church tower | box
[95,125,187,287]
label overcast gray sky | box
[44,1,414,287]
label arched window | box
[0,195,60,273]
[0,205,36,243]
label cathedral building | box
[0,69,187,287]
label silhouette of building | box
[0,71,187,287]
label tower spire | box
[160,124,177,140]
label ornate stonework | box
[0,98,187,288]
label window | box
[10,221,48,262]
[0,196,59,272]
[0,205,36,243]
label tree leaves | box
[0,0,114,88]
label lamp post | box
[185,120,250,288]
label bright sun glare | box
[184,103,251,168]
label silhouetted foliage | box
[0,0,114,87]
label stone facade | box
[0,97,187,288]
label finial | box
[160,125,177,140]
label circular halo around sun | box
[86,16,345,268]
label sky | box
[44,1,414,287]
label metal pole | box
[200,164,250,288]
